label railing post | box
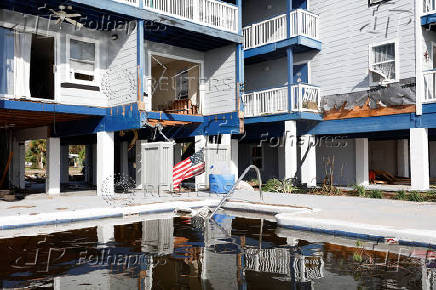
[287,47,293,112]
[193,0,200,22]
[299,84,303,111]
[251,24,255,48]
[286,0,292,39]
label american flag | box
[173,149,205,189]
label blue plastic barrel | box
[209,174,235,194]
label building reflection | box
[0,216,434,289]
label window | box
[251,146,263,169]
[175,70,189,99]
[369,41,398,85]
[68,38,96,82]
[368,0,390,6]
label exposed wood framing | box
[323,98,416,120]
[147,119,193,127]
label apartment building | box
[0,0,243,195]
[238,0,436,190]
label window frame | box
[174,70,190,100]
[66,35,100,86]
[368,0,390,7]
[250,144,264,171]
[368,39,399,86]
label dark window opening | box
[30,34,55,99]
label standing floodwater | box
[0,214,433,289]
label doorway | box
[30,34,55,99]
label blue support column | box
[287,47,294,112]
[286,0,292,38]
[237,0,242,35]
[137,19,145,103]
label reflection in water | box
[0,214,433,289]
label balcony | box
[114,0,238,33]
[242,84,320,118]
[243,9,320,56]
[422,0,436,26]
[423,70,436,103]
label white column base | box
[300,134,317,187]
[97,224,114,246]
[355,138,369,186]
[231,138,239,179]
[97,132,114,196]
[278,120,297,180]
[410,128,429,190]
[46,138,61,195]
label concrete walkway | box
[0,190,435,247]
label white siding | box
[203,45,237,115]
[309,0,416,97]
[106,25,138,106]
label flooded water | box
[0,213,435,289]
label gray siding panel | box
[106,25,138,106]
[310,0,416,96]
[203,45,237,115]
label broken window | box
[175,70,189,100]
[69,38,96,82]
[369,41,397,85]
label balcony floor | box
[244,36,322,65]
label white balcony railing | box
[243,9,319,50]
[424,0,436,14]
[289,9,319,39]
[290,83,320,112]
[243,14,287,50]
[242,84,320,117]
[114,0,140,6]
[243,87,288,117]
[423,70,436,102]
[143,0,238,32]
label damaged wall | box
[145,41,205,112]
[321,78,416,119]
[0,9,136,107]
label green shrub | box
[407,191,424,202]
[393,190,406,200]
[368,190,383,199]
[262,178,295,193]
[352,185,366,197]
